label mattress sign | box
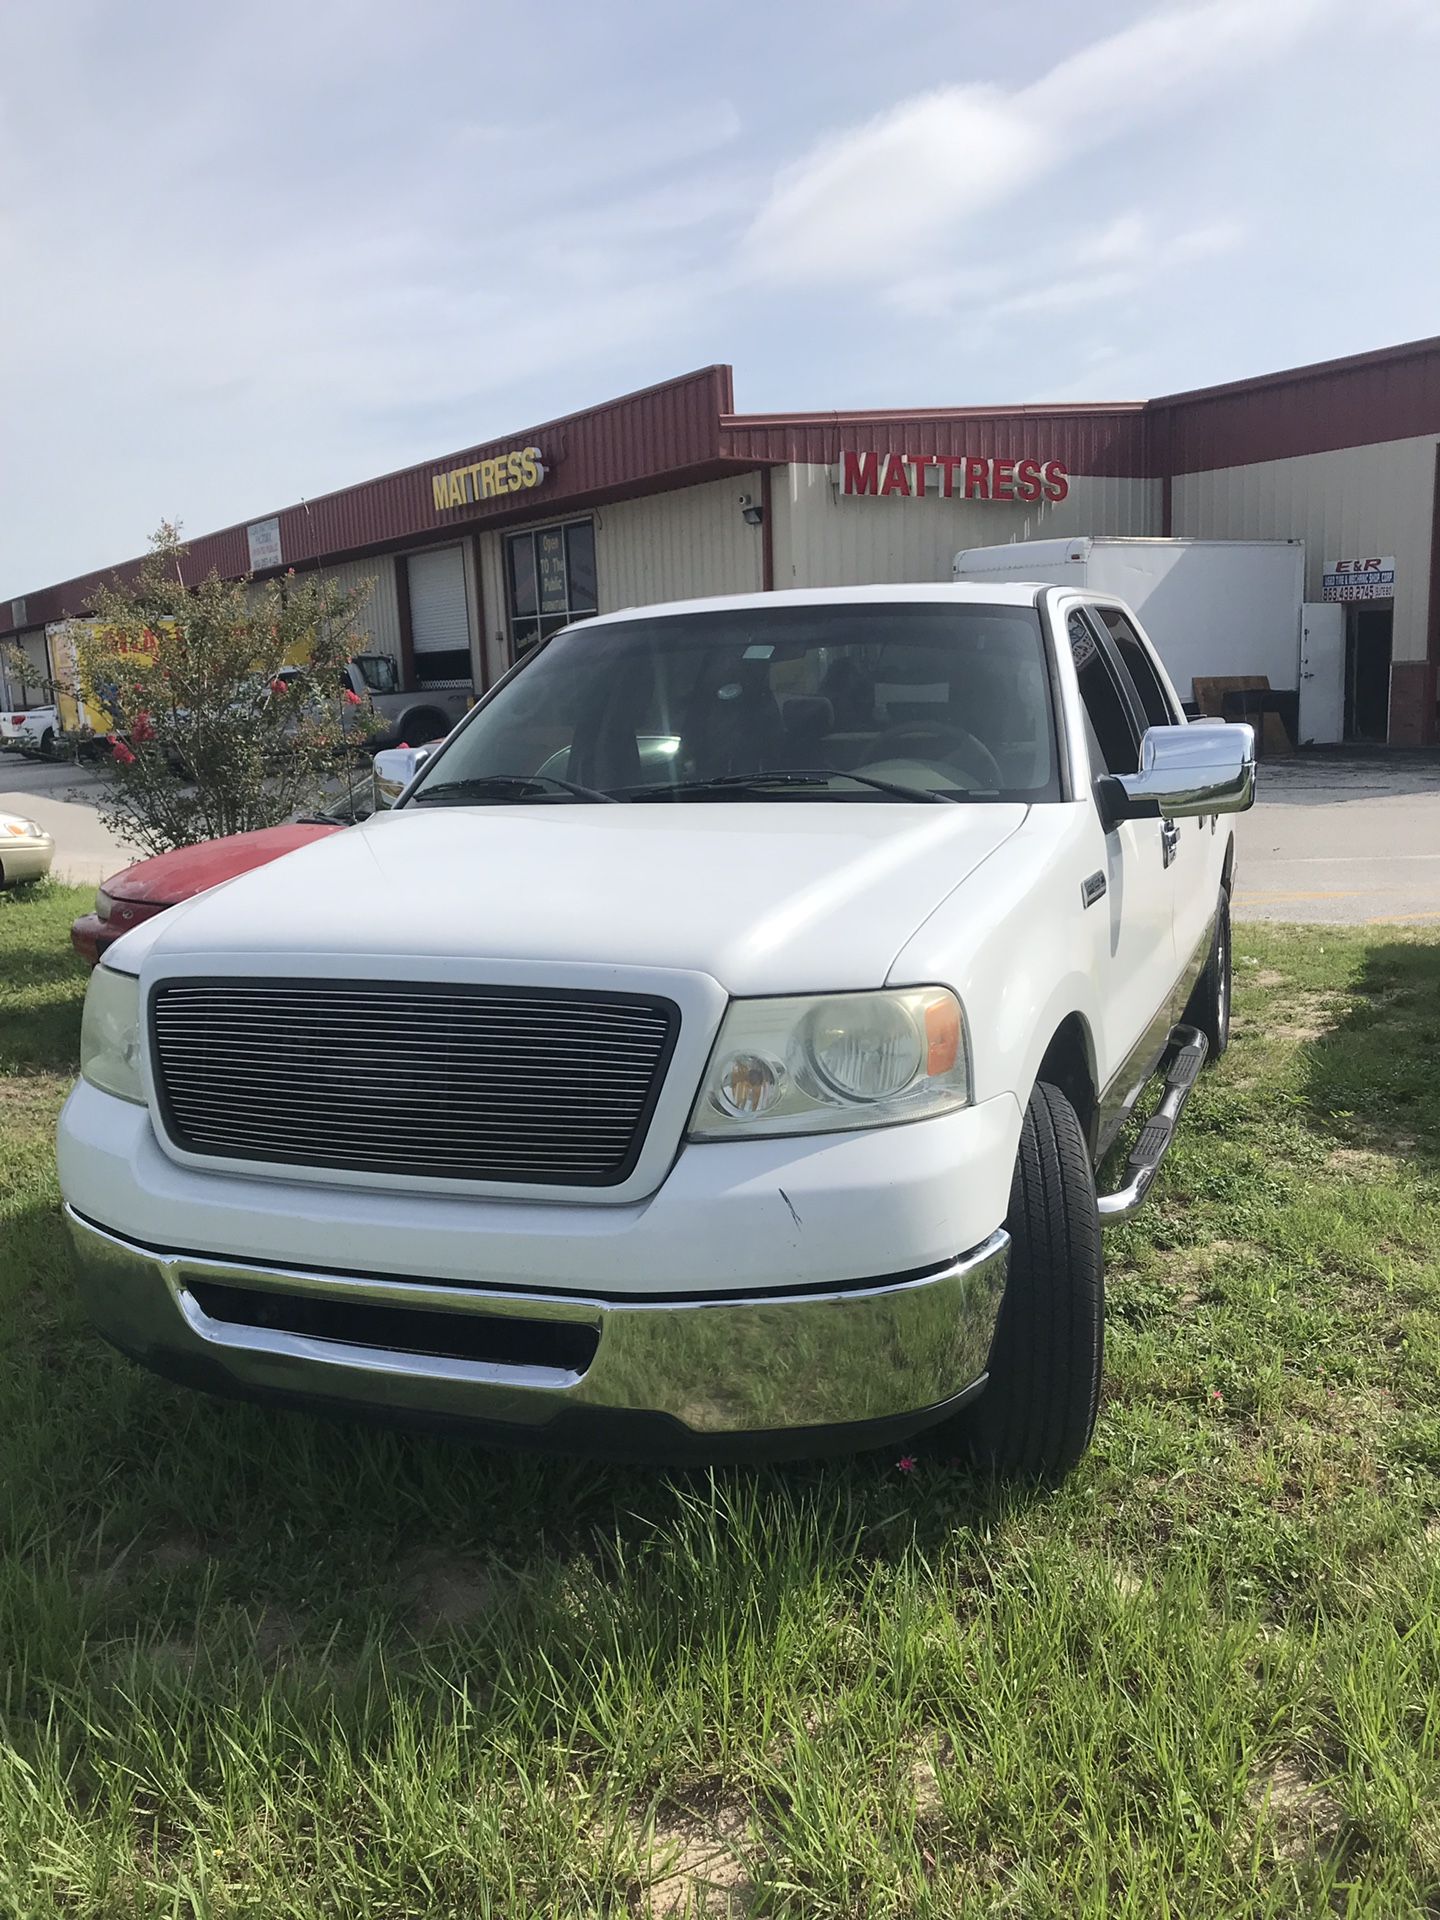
[839,451,1068,502]
[1322,556,1396,602]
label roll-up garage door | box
[407,547,473,689]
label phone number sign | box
[1322,555,1396,602]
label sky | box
[3,0,1439,593]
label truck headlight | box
[688,988,970,1140]
[80,966,145,1105]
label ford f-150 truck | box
[58,584,1255,1479]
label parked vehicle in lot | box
[276,655,470,751]
[70,822,344,967]
[59,584,1254,1478]
[2,707,61,757]
[69,770,387,965]
[0,812,55,885]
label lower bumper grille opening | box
[187,1282,600,1373]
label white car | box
[0,812,55,884]
[58,585,1254,1479]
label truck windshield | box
[405,603,1059,805]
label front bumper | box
[70,913,116,967]
[63,1207,1009,1458]
[0,836,54,882]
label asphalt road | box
[1232,750,1440,926]
[5,744,1439,922]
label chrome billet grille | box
[149,980,679,1187]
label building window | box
[505,519,598,657]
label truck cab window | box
[1069,610,1139,778]
[1094,606,1176,727]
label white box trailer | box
[952,536,1343,745]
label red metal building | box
[6,337,1438,745]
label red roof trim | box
[1150,334,1440,408]
[8,339,1440,636]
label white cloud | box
[742,0,1337,284]
[744,85,1055,282]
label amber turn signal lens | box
[924,995,960,1077]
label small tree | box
[73,523,380,855]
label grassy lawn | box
[2,882,1438,1918]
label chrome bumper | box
[64,1207,1008,1454]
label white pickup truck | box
[1,705,60,757]
[59,585,1254,1480]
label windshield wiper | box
[626,769,959,804]
[412,773,619,805]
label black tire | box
[934,1081,1104,1482]
[1183,888,1231,1062]
[38,728,57,760]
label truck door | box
[1067,608,1179,1108]
[1088,602,1220,1008]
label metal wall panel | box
[1170,434,1438,665]
[318,554,402,661]
[774,464,1161,591]
[3,630,50,704]
[1153,338,1440,475]
[594,472,764,611]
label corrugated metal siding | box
[3,366,736,635]
[3,630,51,704]
[775,464,1161,590]
[594,473,764,611]
[722,408,1148,477]
[321,555,402,660]
[1153,338,1440,475]
[1171,434,1439,666]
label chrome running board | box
[1096,1023,1208,1223]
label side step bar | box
[1096,1023,1208,1223]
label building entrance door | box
[1344,605,1393,742]
[1299,603,1344,745]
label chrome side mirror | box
[372,743,432,809]
[1101,722,1256,825]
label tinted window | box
[1069,610,1139,778]
[410,604,1061,805]
[1095,606,1175,727]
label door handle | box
[1161,819,1180,868]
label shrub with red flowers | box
[69,523,382,854]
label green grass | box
[2,883,1439,1916]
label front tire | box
[1184,888,1231,1061]
[934,1081,1104,1482]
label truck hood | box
[134,801,1027,994]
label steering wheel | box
[863,722,1004,791]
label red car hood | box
[103,822,341,905]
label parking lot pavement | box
[1234,749,1440,926]
[0,754,143,885]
